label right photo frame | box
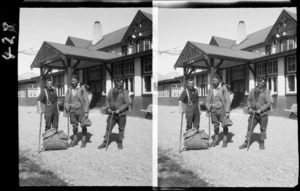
[157,7,298,187]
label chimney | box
[92,21,102,45]
[236,20,246,45]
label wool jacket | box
[206,84,231,113]
[106,88,129,116]
[64,84,89,113]
[247,87,271,116]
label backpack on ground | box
[184,128,209,150]
[42,128,68,151]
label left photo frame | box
[17,7,153,186]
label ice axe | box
[38,113,43,153]
[247,111,256,151]
[106,111,114,151]
[179,112,184,153]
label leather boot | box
[81,135,87,148]
[117,141,123,149]
[69,134,79,147]
[259,141,265,150]
[210,134,219,147]
[97,141,106,149]
[222,135,228,148]
[239,141,248,149]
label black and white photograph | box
[157,7,298,187]
[18,7,153,186]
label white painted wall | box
[134,58,142,96]
[105,64,112,94]
[249,63,255,90]
[64,72,68,93]
[277,57,285,96]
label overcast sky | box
[18,8,152,75]
[157,7,297,75]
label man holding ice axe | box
[239,77,271,150]
[98,77,129,150]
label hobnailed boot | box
[117,141,123,150]
[210,134,219,147]
[259,141,265,150]
[81,135,87,148]
[97,141,106,149]
[239,141,248,149]
[69,134,79,147]
[222,135,228,148]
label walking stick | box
[38,113,43,153]
[247,111,256,151]
[208,108,211,148]
[106,111,114,151]
[179,112,184,153]
[67,111,70,147]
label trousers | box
[104,115,126,142]
[245,114,268,141]
[70,108,87,136]
[210,108,228,135]
[185,103,200,131]
[44,104,58,131]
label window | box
[113,62,123,77]
[88,66,103,93]
[256,62,266,77]
[144,40,151,51]
[143,75,152,94]
[171,84,181,97]
[123,77,134,92]
[287,56,296,73]
[197,73,208,96]
[286,56,297,94]
[286,74,296,93]
[122,45,127,56]
[267,60,278,75]
[143,57,152,74]
[137,40,143,53]
[232,66,244,80]
[280,37,295,52]
[265,45,271,55]
[124,60,134,76]
[53,74,65,97]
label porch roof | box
[30,41,121,69]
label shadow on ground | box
[158,148,212,187]
[19,154,70,186]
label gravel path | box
[19,106,152,186]
[158,105,298,187]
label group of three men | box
[179,74,271,150]
[37,73,129,150]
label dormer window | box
[137,39,152,53]
[280,37,295,52]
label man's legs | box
[78,109,87,148]
[219,109,228,148]
[258,115,268,150]
[69,111,79,147]
[52,109,59,130]
[211,110,220,147]
[117,116,126,149]
[44,111,52,132]
[239,114,259,149]
[185,105,193,131]
[98,114,117,149]
[192,105,200,130]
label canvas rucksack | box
[42,128,68,151]
[183,128,209,150]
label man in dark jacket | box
[179,78,201,132]
[64,73,90,148]
[239,77,271,150]
[37,78,59,132]
[206,74,231,148]
[98,77,129,150]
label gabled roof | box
[190,41,264,60]
[232,25,273,50]
[47,42,121,60]
[66,36,91,48]
[210,36,236,48]
[285,9,297,21]
[88,10,152,51]
[88,26,129,50]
